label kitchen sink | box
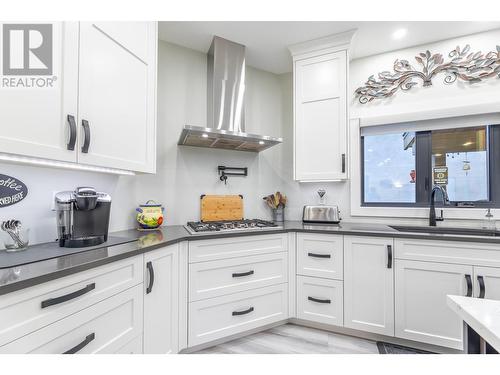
[389,225,500,237]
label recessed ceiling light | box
[392,28,408,40]
[259,141,265,145]
[202,133,208,138]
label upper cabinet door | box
[77,22,157,173]
[294,51,347,181]
[0,22,79,162]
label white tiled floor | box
[192,324,379,354]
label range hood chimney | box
[178,36,282,152]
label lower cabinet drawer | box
[296,276,343,327]
[188,234,287,263]
[0,285,143,354]
[115,335,143,354]
[188,283,288,347]
[0,255,143,347]
[189,252,288,301]
[297,233,343,280]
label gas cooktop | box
[184,219,282,235]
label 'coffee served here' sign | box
[0,174,28,207]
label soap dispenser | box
[482,208,496,231]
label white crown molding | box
[288,29,357,58]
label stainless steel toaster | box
[302,205,341,224]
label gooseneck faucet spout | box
[429,185,450,226]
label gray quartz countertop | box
[1,221,500,296]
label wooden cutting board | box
[201,195,243,222]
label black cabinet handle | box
[41,283,95,308]
[146,261,155,294]
[478,275,485,299]
[232,270,254,278]
[308,296,331,304]
[67,115,77,151]
[81,119,91,153]
[308,252,331,259]
[232,307,254,316]
[63,333,95,354]
[341,153,346,173]
[387,245,393,269]
[465,274,473,297]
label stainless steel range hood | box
[178,36,282,152]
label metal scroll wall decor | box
[355,44,500,104]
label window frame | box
[361,124,500,209]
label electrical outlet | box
[51,191,58,211]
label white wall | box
[0,40,289,245]
[283,28,500,226]
[0,163,137,245]
[133,41,287,225]
[350,28,500,120]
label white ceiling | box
[159,21,500,74]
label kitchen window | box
[361,120,500,208]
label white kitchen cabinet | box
[344,236,394,336]
[143,244,179,354]
[189,252,288,301]
[77,22,157,173]
[394,260,472,350]
[296,275,343,327]
[0,21,157,173]
[188,234,287,263]
[188,283,288,347]
[394,238,500,267]
[289,32,354,182]
[296,233,343,280]
[294,52,347,181]
[473,266,500,300]
[115,335,143,354]
[0,284,143,354]
[0,22,79,162]
[0,256,142,347]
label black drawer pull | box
[146,261,155,294]
[232,307,254,316]
[307,252,331,259]
[63,333,95,354]
[232,270,254,278]
[465,274,473,297]
[387,245,393,269]
[67,114,77,150]
[41,283,96,308]
[308,296,331,304]
[341,153,346,173]
[478,275,485,299]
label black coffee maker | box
[55,187,111,248]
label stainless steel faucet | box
[429,185,450,226]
